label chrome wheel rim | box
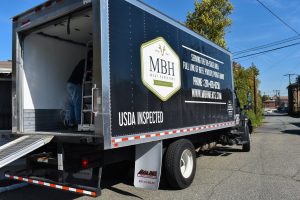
[180,149,193,178]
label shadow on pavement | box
[281,129,300,136]
[198,146,242,157]
[105,186,143,199]
[264,113,288,117]
[0,162,142,200]
[0,185,81,200]
[0,145,243,199]
[291,123,300,128]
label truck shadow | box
[0,146,242,199]
[281,129,300,136]
[0,163,141,200]
[197,146,242,157]
[290,123,300,128]
[0,185,81,200]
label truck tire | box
[164,139,196,189]
[242,125,251,152]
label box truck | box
[1,0,252,197]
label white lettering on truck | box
[119,111,164,127]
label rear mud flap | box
[134,141,162,190]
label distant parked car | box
[264,110,273,115]
[277,107,288,113]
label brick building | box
[263,99,276,110]
[288,84,300,115]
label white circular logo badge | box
[141,37,181,101]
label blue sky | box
[1,0,300,96]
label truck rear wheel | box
[242,125,251,152]
[164,139,196,189]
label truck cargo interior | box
[21,8,94,134]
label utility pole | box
[273,90,280,97]
[284,74,296,85]
[250,63,258,115]
[273,90,280,107]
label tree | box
[186,0,233,49]
[233,62,263,127]
[262,95,270,102]
[296,75,300,84]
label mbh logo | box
[141,37,181,101]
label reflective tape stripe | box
[112,121,235,148]
[5,174,96,197]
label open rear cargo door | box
[0,135,53,168]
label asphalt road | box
[1,115,300,200]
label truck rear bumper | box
[5,174,99,197]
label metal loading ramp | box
[0,135,53,168]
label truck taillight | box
[82,159,89,169]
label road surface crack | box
[206,171,234,200]
[206,162,250,200]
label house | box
[263,99,276,111]
[263,96,288,112]
[0,60,12,74]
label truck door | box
[91,0,102,137]
[12,33,24,134]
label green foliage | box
[262,95,270,102]
[186,0,233,49]
[233,62,263,127]
[245,110,263,128]
[185,1,262,127]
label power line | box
[237,50,272,63]
[233,36,300,55]
[256,0,300,35]
[234,1,300,62]
[234,41,300,59]
[260,48,297,74]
